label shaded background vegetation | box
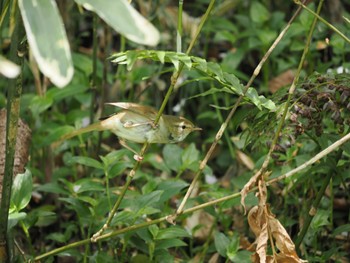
[1,0,350,262]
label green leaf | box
[155,238,187,249]
[156,51,166,63]
[8,212,27,230]
[74,0,159,46]
[155,226,191,240]
[144,153,171,174]
[250,2,270,23]
[157,180,188,203]
[223,72,243,95]
[120,191,163,214]
[110,50,275,111]
[29,95,53,116]
[46,84,88,102]
[333,224,350,236]
[168,53,180,71]
[226,233,240,261]
[192,56,207,72]
[148,224,159,239]
[108,162,132,178]
[163,144,183,172]
[207,62,224,80]
[59,197,92,219]
[181,143,200,168]
[311,209,330,229]
[214,232,229,257]
[73,179,104,194]
[36,182,70,195]
[10,169,32,212]
[18,0,73,87]
[69,156,104,170]
[46,233,67,243]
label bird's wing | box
[106,102,158,119]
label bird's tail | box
[53,122,105,148]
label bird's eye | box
[181,125,186,130]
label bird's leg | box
[119,140,143,161]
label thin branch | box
[176,2,303,217]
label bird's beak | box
[193,127,202,131]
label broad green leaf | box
[181,143,200,168]
[59,197,92,219]
[10,169,32,212]
[108,162,132,178]
[250,2,270,23]
[214,232,229,257]
[144,153,171,174]
[36,182,70,195]
[148,224,159,239]
[163,144,183,172]
[207,62,224,80]
[223,72,243,95]
[192,56,207,72]
[155,238,187,249]
[120,191,163,214]
[226,233,240,261]
[75,0,159,46]
[18,0,73,87]
[0,55,20,78]
[33,209,57,227]
[46,84,88,102]
[157,180,188,203]
[69,156,104,170]
[46,233,67,243]
[311,209,330,229]
[73,179,104,194]
[245,87,262,110]
[155,226,191,240]
[29,95,53,116]
[8,212,27,230]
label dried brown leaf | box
[247,179,306,263]
[268,70,294,93]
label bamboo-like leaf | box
[110,50,276,111]
[75,0,159,46]
[18,0,73,87]
[0,55,20,78]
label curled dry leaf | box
[247,180,306,263]
[240,170,271,214]
[268,70,295,93]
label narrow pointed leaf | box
[75,0,159,46]
[18,0,73,87]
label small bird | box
[58,102,201,158]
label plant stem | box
[92,0,217,239]
[177,0,183,53]
[177,2,303,217]
[295,0,350,44]
[294,153,337,249]
[90,13,98,125]
[0,7,24,261]
[33,126,350,260]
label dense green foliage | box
[1,0,350,262]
